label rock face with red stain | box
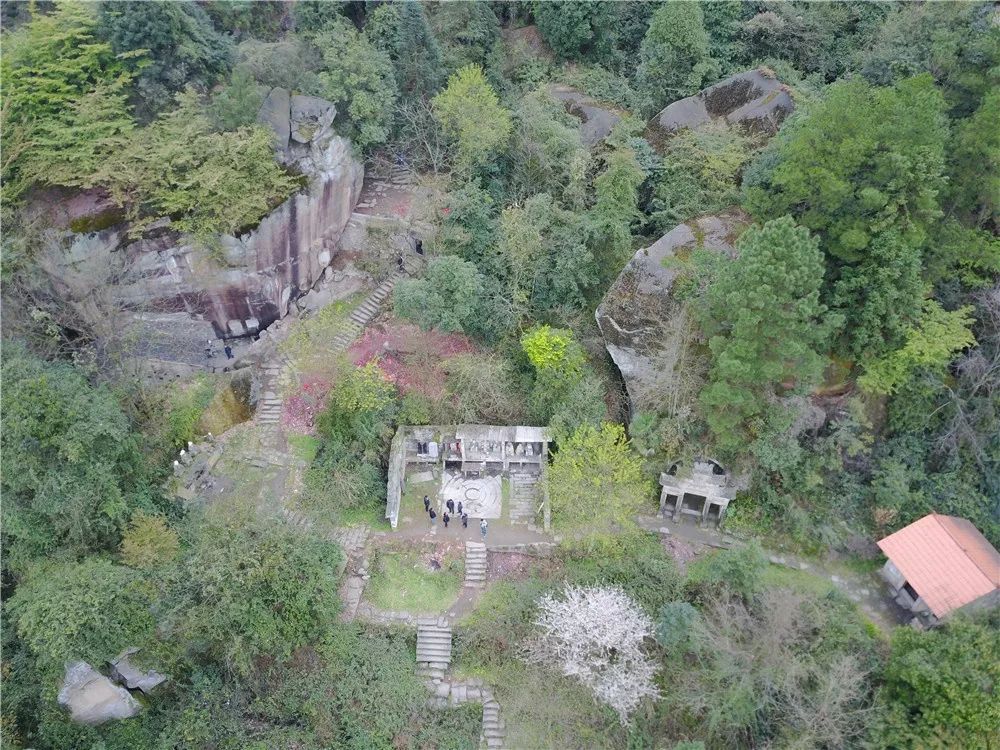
[46,91,363,362]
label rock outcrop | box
[108,648,167,695]
[648,68,794,145]
[58,661,141,726]
[548,85,622,147]
[42,90,362,364]
[595,210,750,415]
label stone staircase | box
[509,473,540,525]
[481,699,507,749]
[330,261,419,352]
[389,163,417,187]
[416,617,453,684]
[256,359,288,425]
[465,541,488,587]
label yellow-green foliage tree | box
[94,89,300,239]
[120,512,180,569]
[432,64,512,172]
[546,423,650,546]
[0,1,136,200]
[859,300,976,395]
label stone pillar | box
[672,493,683,522]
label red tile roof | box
[877,514,1000,618]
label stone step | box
[416,635,453,646]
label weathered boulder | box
[42,93,362,365]
[595,210,750,415]
[258,86,291,152]
[290,94,336,145]
[547,85,622,147]
[108,648,167,695]
[58,661,140,726]
[648,68,793,144]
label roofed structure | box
[659,458,738,527]
[385,425,552,529]
[877,514,1000,625]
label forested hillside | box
[1,2,998,749]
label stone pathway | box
[416,617,453,683]
[464,542,487,588]
[413,614,509,749]
[509,473,539,526]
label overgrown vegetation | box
[3,1,998,747]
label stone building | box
[877,514,1000,628]
[658,458,738,527]
[386,425,551,529]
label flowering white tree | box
[525,584,661,723]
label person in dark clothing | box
[446,498,455,515]
[457,501,463,516]
[415,238,424,256]
[423,495,430,513]
[443,512,450,529]
[224,345,234,360]
[461,513,468,528]
[429,508,437,527]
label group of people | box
[423,495,488,539]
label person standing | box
[461,513,468,529]
[480,518,488,540]
[443,512,450,529]
[429,508,437,527]
[446,498,455,515]
[423,495,431,513]
[224,344,234,360]
[457,501,463,517]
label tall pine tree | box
[698,217,836,453]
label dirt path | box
[637,515,907,632]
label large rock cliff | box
[42,90,363,362]
[595,211,750,415]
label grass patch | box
[763,564,838,597]
[366,546,464,614]
[288,433,320,463]
[339,503,387,528]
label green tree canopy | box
[533,0,614,62]
[6,558,157,675]
[0,346,159,569]
[745,75,948,263]
[546,422,649,543]
[1,1,135,200]
[432,64,512,173]
[94,88,300,238]
[832,230,925,363]
[698,217,836,454]
[859,300,976,396]
[393,256,486,333]
[98,0,232,117]
[167,512,343,678]
[875,615,1000,748]
[637,2,716,113]
[315,16,399,150]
